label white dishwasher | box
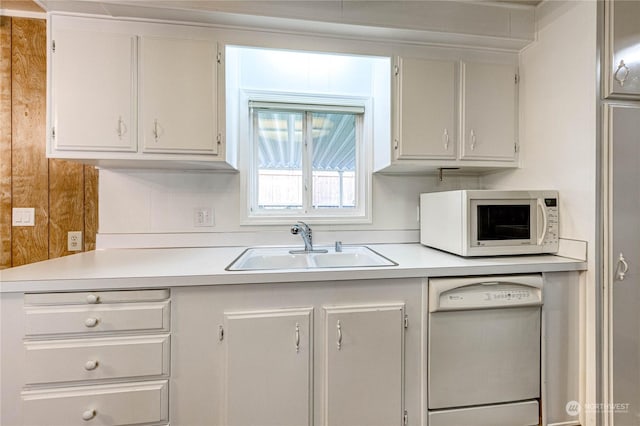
[428,274,543,426]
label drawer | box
[25,289,170,305]
[25,301,170,336]
[22,380,168,426]
[25,335,170,385]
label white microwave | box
[420,190,559,257]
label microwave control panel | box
[542,197,559,248]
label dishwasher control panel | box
[429,275,544,312]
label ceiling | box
[2,0,542,14]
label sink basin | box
[226,246,397,271]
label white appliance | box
[428,274,543,426]
[420,190,559,257]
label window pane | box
[311,113,356,208]
[256,110,304,209]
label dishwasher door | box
[428,274,543,410]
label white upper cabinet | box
[394,57,457,160]
[48,15,233,170]
[323,304,405,426]
[51,28,136,152]
[140,36,219,154]
[604,0,640,99]
[380,56,519,173]
[461,62,518,161]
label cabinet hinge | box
[515,73,519,84]
[52,40,56,53]
[217,51,222,64]
[218,325,224,341]
[404,315,409,329]
[403,410,408,425]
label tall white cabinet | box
[604,0,640,99]
[604,104,640,426]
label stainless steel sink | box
[226,246,397,271]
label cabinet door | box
[395,57,456,160]
[604,0,640,99]
[51,29,136,152]
[607,104,640,425]
[461,62,518,161]
[323,304,404,426]
[139,36,219,154]
[223,308,312,426]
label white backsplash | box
[98,169,481,248]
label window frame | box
[239,91,373,225]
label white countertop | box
[0,244,587,293]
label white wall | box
[482,1,597,424]
[98,169,480,247]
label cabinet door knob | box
[442,128,450,150]
[117,116,127,139]
[84,317,99,328]
[616,252,629,281]
[84,360,99,371]
[614,59,630,87]
[469,130,477,151]
[82,409,97,421]
[85,294,99,304]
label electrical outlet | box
[68,231,83,252]
[194,208,215,227]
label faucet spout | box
[291,221,313,252]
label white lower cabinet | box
[24,335,171,385]
[323,304,405,426]
[170,279,420,426]
[223,308,313,426]
[22,380,169,426]
[19,289,171,426]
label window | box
[226,45,390,224]
[250,103,364,219]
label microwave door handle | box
[537,199,548,245]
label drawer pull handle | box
[86,294,100,304]
[84,360,99,371]
[84,317,99,328]
[82,409,96,421]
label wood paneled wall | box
[0,16,98,270]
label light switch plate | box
[12,208,35,226]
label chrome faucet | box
[291,221,314,251]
